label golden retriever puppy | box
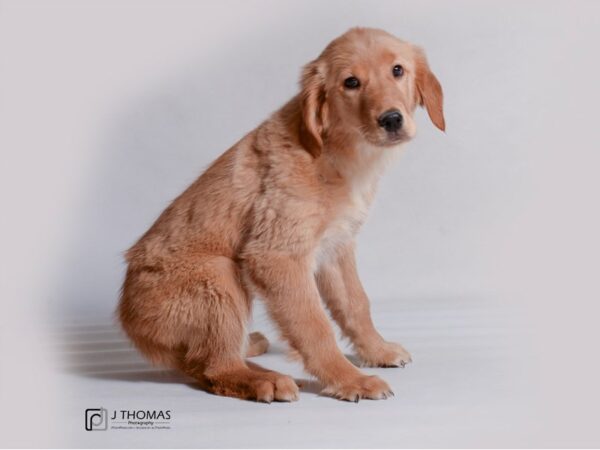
[118,27,444,402]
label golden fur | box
[118,27,445,402]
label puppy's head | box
[300,28,445,157]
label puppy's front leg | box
[246,253,392,401]
[316,243,412,367]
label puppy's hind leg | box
[179,257,298,403]
[120,255,297,402]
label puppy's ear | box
[414,49,445,132]
[299,59,328,158]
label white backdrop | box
[1,0,599,447]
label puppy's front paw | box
[358,342,412,368]
[321,375,393,402]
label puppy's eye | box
[343,76,360,89]
[392,64,404,78]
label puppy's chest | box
[314,177,377,267]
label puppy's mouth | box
[386,130,410,144]
[367,130,411,147]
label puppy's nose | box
[377,109,403,133]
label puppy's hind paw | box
[246,331,270,357]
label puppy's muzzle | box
[377,109,403,133]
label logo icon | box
[85,408,108,431]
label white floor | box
[52,297,534,448]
